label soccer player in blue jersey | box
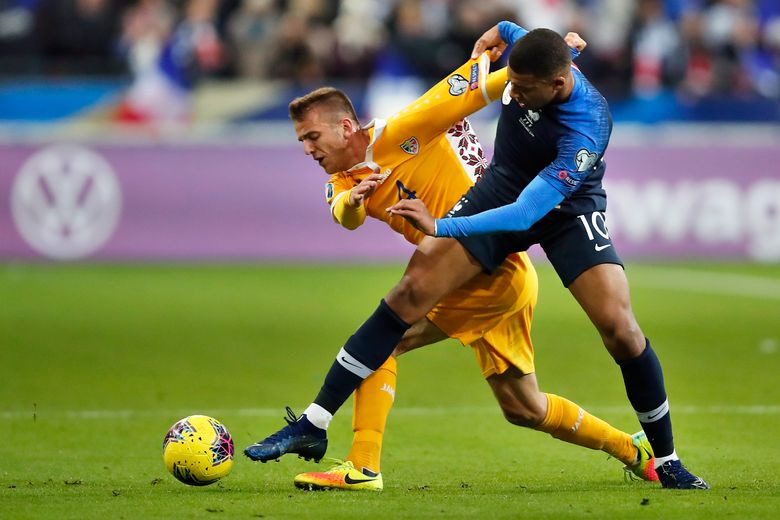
[246,22,708,490]
[388,23,709,490]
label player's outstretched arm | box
[383,52,500,147]
[389,176,565,238]
[394,23,587,147]
[432,177,564,237]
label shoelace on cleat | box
[316,458,377,477]
[260,406,301,445]
[284,406,300,426]
[318,457,352,471]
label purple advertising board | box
[1,141,779,262]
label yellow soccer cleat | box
[624,431,659,482]
[294,459,383,491]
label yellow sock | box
[346,357,397,474]
[535,393,637,465]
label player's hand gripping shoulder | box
[386,199,436,236]
[348,173,384,207]
[471,22,587,60]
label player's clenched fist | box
[387,199,436,236]
[564,32,587,53]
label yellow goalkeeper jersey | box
[325,54,508,245]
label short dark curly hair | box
[508,28,572,79]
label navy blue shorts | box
[448,189,623,287]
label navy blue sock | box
[314,299,410,415]
[617,339,675,458]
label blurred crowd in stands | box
[1,0,778,122]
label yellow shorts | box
[426,252,538,378]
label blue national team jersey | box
[484,66,612,216]
[433,22,615,239]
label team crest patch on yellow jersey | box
[400,136,419,155]
[325,182,335,203]
[447,74,469,96]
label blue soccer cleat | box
[657,460,710,489]
[244,407,327,463]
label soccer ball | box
[163,415,234,486]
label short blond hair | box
[288,87,360,123]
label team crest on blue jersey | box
[575,149,598,172]
[325,182,334,202]
[469,63,479,90]
[400,136,419,155]
[447,74,469,96]
[519,110,540,137]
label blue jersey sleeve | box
[434,176,564,237]
[498,21,528,48]
[498,21,580,59]
[538,132,603,198]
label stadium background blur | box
[1,0,779,263]
[2,3,780,517]
[1,0,779,123]
[2,1,780,96]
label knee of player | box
[500,403,545,428]
[600,312,644,353]
[388,273,430,310]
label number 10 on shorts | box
[578,212,611,249]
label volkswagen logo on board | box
[11,145,122,259]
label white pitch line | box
[628,266,780,301]
[2,405,779,420]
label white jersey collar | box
[346,118,387,174]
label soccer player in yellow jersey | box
[253,34,659,491]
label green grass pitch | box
[2,262,779,519]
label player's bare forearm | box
[387,199,436,236]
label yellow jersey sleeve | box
[381,53,507,149]
[326,171,367,230]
